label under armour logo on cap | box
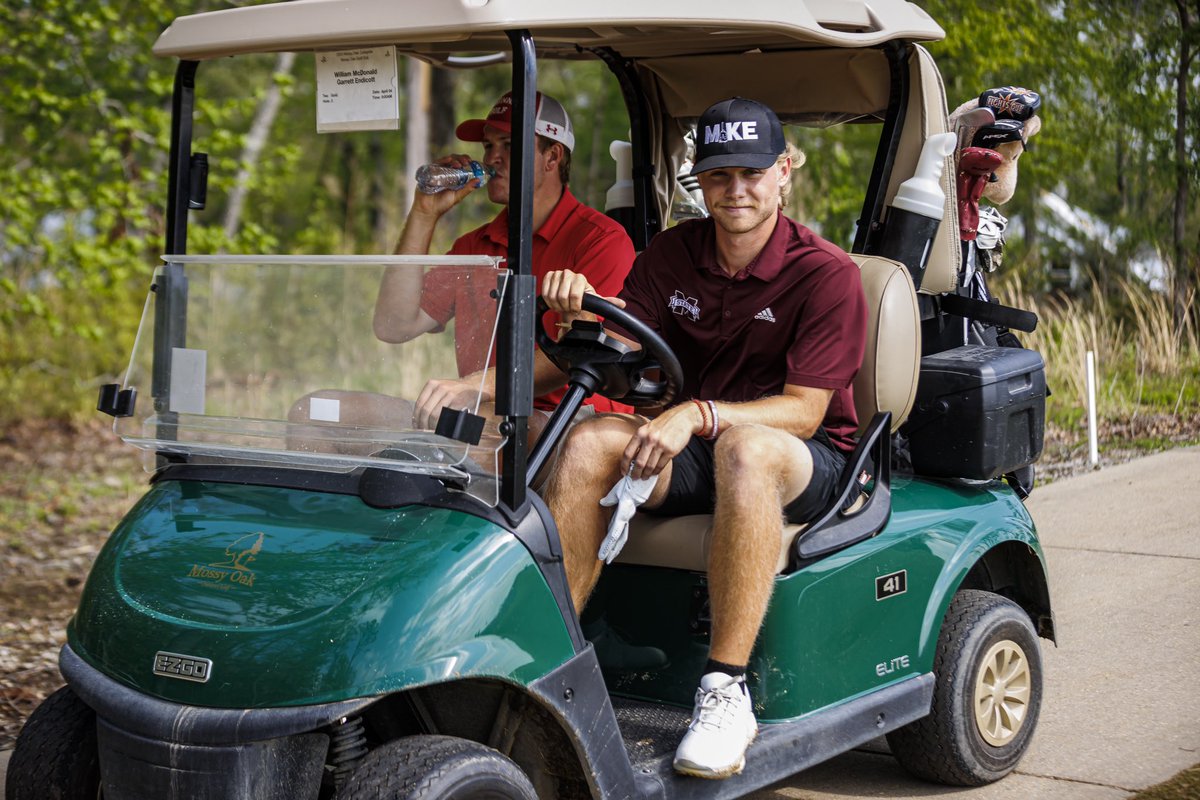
[692,97,785,175]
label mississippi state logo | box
[668,290,700,321]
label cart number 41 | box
[875,570,907,600]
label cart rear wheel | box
[5,686,102,799]
[336,734,537,799]
[887,589,1043,786]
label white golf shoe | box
[672,672,758,779]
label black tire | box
[887,589,1043,786]
[5,686,101,799]
[336,735,537,800]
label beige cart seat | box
[614,254,920,573]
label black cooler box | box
[902,345,1046,480]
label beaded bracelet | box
[705,399,720,440]
[691,398,710,436]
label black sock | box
[704,659,745,679]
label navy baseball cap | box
[691,97,786,175]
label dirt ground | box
[2,413,1199,750]
[0,419,143,749]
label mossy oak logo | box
[187,532,264,589]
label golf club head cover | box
[981,138,1027,205]
[978,86,1041,122]
[971,118,1026,150]
[957,147,1004,240]
[598,471,659,564]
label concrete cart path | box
[4,449,1199,797]
[750,446,1200,799]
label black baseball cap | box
[691,97,786,175]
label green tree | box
[0,1,299,419]
[1,1,175,418]
[919,0,1198,311]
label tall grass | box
[998,275,1199,428]
[1126,282,1199,374]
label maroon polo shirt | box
[419,188,635,412]
[617,212,867,452]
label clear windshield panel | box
[116,255,510,507]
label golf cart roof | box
[152,0,961,297]
[152,0,943,61]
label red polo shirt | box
[617,213,867,452]
[420,188,635,412]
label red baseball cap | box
[456,91,575,152]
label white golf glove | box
[597,468,659,564]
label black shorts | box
[646,434,850,523]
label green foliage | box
[919,0,1199,294]
[2,0,1196,425]
[788,123,881,249]
[0,1,287,420]
[1,2,168,419]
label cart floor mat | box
[611,697,691,766]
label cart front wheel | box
[5,685,102,799]
[887,589,1043,786]
[336,734,537,800]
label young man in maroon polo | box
[373,91,635,430]
[541,97,867,778]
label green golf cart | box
[7,1,1053,798]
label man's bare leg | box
[706,424,816,666]
[673,424,815,778]
[543,414,673,614]
[543,416,635,613]
[673,424,818,779]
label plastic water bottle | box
[415,161,494,194]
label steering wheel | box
[536,294,683,408]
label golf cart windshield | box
[130,0,955,513]
[115,255,510,506]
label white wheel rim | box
[974,639,1031,747]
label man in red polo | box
[373,91,634,430]
[540,97,867,778]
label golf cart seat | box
[615,253,920,573]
